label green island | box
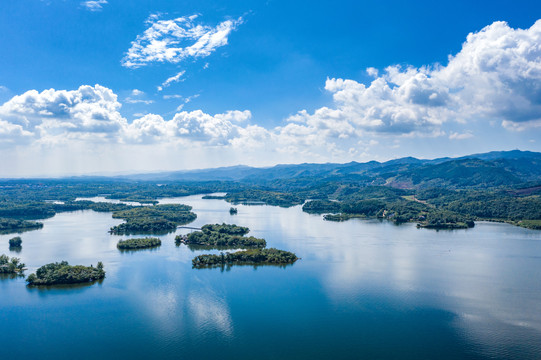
[26,261,105,286]
[117,237,161,250]
[0,218,43,234]
[192,248,299,268]
[0,254,25,274]
[229,207,238,214]
[176,223,266,249]
[9,236,22,247]
[110,204,197,235]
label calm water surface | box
[1,195,540,359]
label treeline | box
[0,200,135,220]
[0,180,246,203]
[224,189,305,207]
[110,204,197,235]
[302,200,341,214]
[26,261,105,286]
[192,248,298,268]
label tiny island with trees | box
[0,254,26,275]
[9,236,22,248]
[117,237,162,250]
[192,248,299,268]
[26,261,105,286]
[176,223,266,249]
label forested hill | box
[120,150,541,189]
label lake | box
[1,194,540,359]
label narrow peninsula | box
[0,218,43,234]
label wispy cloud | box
[81,0,108,12]
[158,71,186,91]
[125,89,154,104]
[449,131,474,140]
[122,14,243,68]
[125,99,154,104]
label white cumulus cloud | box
[0,85,126,145]
[280,19,541,147]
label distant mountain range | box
[114,150,541,189]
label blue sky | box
[0,0,540,176]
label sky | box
[0,0,540,177]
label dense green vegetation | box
[8,236,22,247]
[0,254,25,274]
[201,223,250,235]
[224,189,305,207]
[229,207,238,214]
[178,223,265,249]
[0,218,43,234]
[202,195,226,200]
[417,210,474,229]
[26,261,105,286]
[303,187,475,229]
[516,220,541,230]
[110,204,197,235]
[192,248,298,268]
[302,200,341,214]
[117,237,161,250]
[323,213,363,222]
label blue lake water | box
[1,194,540,359]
